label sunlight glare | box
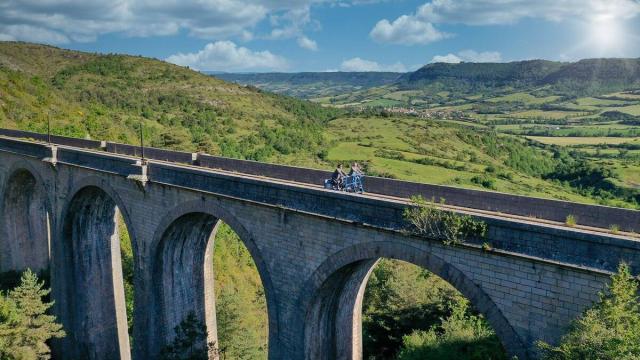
[585,4,629,55]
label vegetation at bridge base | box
[396,299,507,360]
[362,259,507,360]
[403,196,488,245]
[0,269,65,360]
[118,215,135,344]
[538,263,640,360]
[213,223,268,359]
[160,312,217,360]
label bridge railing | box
[0,128,638,232]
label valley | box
[221,60,640,207]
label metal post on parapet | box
[128,119,149,189]
[139,119,145,163]
[42,112,58,167]
[47,113,51,144]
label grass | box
[609,224,620,234]
[614,104,640,116]
[486,92,561,104]
[575,97,634,106]
[323,116,600,204]
[508,110,587,119]
[617,166,640,189]
[526,136,640,145]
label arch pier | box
[0,166,50,273]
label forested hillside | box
[221,58,640,102]
[1,42,638,360]
[402,58,640,91]
[0,42,339,165]
[400,60,564,88]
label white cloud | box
[267,6,320,50]
[297,36,318,51]
[372,0,640,45]
[430,50,502,63]
[0,0,268,44]
[370,15,450,45]
[0,24,70,44]
[431,53,461,63]
[166,41,288,71]
[417,0,640,25]
[0,0,372,45]
[340,57,407,72]
[457,50,502,62]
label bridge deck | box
[52,139,640,241]
[196,160,640,240]
[0,130,638,241]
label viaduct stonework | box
[0,129,639,360]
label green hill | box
[401,60,564,88]
[219,59,640,106]
[402,58,640,92]
[0,41,338,165]
[543,58,640,85]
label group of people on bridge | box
[326,162,365,193]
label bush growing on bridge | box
[403,196,488,245]
[0,269,65,360]
[538,263,640,360]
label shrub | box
[471,175,497,190]
[565,215,577,227]
[396,299,507,360]
[403,196,488,245]
[537,263,640,360]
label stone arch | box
[302,240,528,360]
[57,182,134,360]
[148,199,278,358]
[0,161,52,273]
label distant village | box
[382,106,471,120]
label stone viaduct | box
[0,128,639,360]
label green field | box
[486,92,561,104]
[527,136,640,145]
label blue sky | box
[1,0,640,72]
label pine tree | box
[0,269,65,360]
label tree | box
[538,263,640,360]
[362,260,485,359]
[160,312,217,360]
[0,269,65,360]
[395,299,506,360]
